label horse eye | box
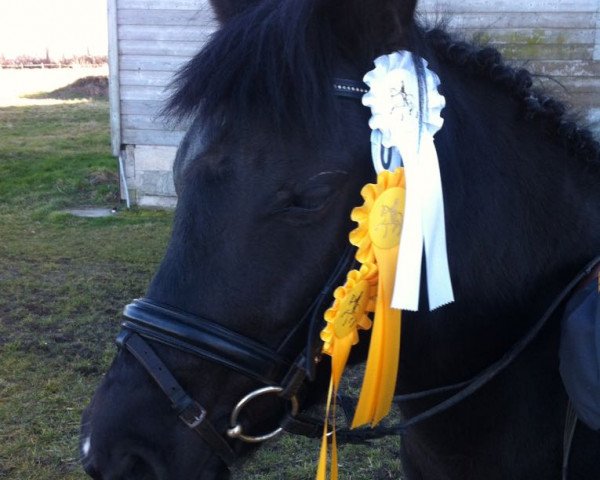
[273,170,348,218]
[291,184,334,211]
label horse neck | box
[441,57,600,283]
[397,57,600,388]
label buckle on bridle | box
[179,401,207,429]
[227,386,299,443]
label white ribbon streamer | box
[362,51,454,311]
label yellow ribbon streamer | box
[318,265,376,479]
[352,258,401,426]
[317,378,336,480]
[350,169,405,427]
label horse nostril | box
[82,461,103,480]
[122,455,158,480]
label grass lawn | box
[0,99,173,479]
[0,98,403,479]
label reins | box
[282,255,600,443]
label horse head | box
[81,0,600,478]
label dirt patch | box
[0,66,108,106]
[25,76,108,100]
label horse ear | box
[345,0,418,24]
[326,0,418,58]
[396,0,418,26]
[209,0,260,23]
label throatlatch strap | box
[117,331,237,466]
[562,401,578,480]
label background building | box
[108,0,600,207]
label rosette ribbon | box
[315,52,455,479]
[317,265,376,480]
[317,169,407,480]
[362,51,454,311]
[349,169,406,428]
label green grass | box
[0,100,174,480]
[0,100,404,479]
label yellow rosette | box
[321,264,377,389]
[350,168,406,427]
[317,264,377,480]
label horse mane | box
[425,28,600,163]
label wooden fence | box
[0,63,107,70]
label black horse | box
[81,0,600,478]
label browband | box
[333,78,369,99]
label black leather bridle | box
[118,246,599,471]
[114,77,600,471]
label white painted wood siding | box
[112,0,215,151]
[110,0,600,205]
[109,0,215,205]
[420,0,600,119]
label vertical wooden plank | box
[594,1,600,61]
[108,0,122,157]
[593,0,600,129]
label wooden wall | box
[421,0,600,119]
[117,0,214,148]
[109,0,600,206]
[109,0,216,206]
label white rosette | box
[362,51,454,311]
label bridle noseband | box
[116,330,238,465]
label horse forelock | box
[163,0,433,145]
[163,0,341,141]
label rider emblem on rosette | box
[321,264,377,387]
